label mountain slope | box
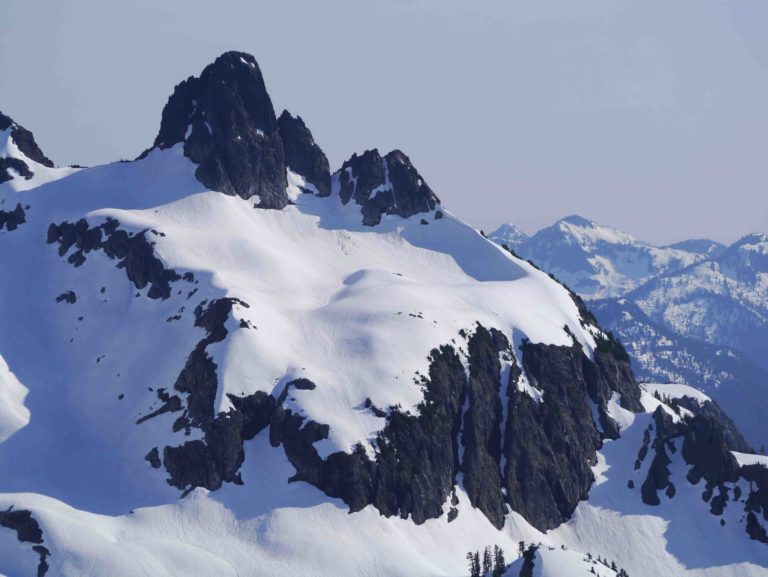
[630,233,768,373]
[590,297,768,449]
[505,215,704,300]
[491,217,768,447]
[1,53,767,577]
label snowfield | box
[1,121,767,577]
[2,391,767,577]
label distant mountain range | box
[491,217,768,447]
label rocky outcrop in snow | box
[336,148,440,226]
[146,51,288,208]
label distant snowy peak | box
[513,215,703,299]
[489,223,528,251]
[553,215,644,248]
[665,238,725,258]
[720,233,768,271]
[335,148,440,226]
[145,51,288,208]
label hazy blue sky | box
[1,0,766,244]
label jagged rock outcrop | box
[461,327,507,528]
[147,52,288,208]
[47,217,195,299]
[682,415,741,488]
[147,298,274,493]
[278,110,330,196]
[632,406,768,542]
[336,148,440,225]
[0,203,26,231]
[640,407,678,505]
[672,395,752,453]
[0,158,33,184]
[0,506,50,576]
[139,306,646,532]
[502,340,603,530]
[1,110,54,168]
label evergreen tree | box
[467,552,477,577]
[518,541,526,556]
[473,551,481,577]
[492,545,506,577]
[483,546,492,574]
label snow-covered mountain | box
[589,298,768,450]
[492,217,768,448]
[630,233,768,373]
[487,223,528,253]
[1,52,767,577]
[665,238,726,259]
[490,216,705,300]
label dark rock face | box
[138,305,644,532]
[270,345,468,525]
[47,217,193,299]
[137,297,275,494]
[0,110,54,168]
[336,148,440,225]
[682,416,740,488]
[267,325,640,532]
[672,396,752,453]
[148,52,287,208]
[0,158,33,183]
[742,465,768,542]
[370,344,467,523]
[630,406,768,543]
[640,407,678,506]
[0,506,50,576]
[278,110,330,196]
[0,203,26,231]
[503,341,603,530]
[462,327,506,528]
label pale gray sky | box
[1,0,766,244]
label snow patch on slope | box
[0,355,29,443]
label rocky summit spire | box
[336,148,440,226]
[149,51,288,208]
[278,110,330,197]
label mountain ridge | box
[1,52,767,577]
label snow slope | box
[1,55,766,576]
[2,376,767,577]
[0,137,599,514]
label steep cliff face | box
[278,111,331,197]
[148,52,288,208]
[135,300,641,533]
